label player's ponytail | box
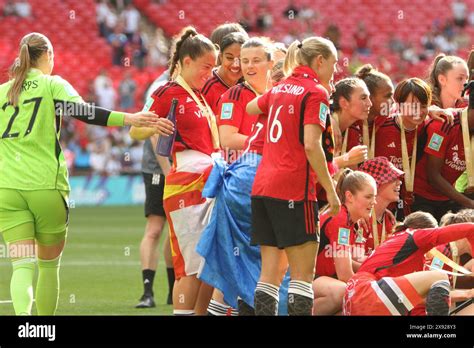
[8,32,50,106]
[335,169,375,203]
[393,211,438,232]
[355,64,390,97]
[169,26,217,79]
[426,54,466,107]
[283,37,336,76]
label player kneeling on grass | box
[313,170,376,315]
[0,32,170,315]
[343,211,474,316]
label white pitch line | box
[0,299,35,304]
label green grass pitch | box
[0,205,173,315]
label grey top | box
[141,138,162,175]
[141,70,170,175]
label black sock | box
[238,298,255,316]
[288,280,314,316]
[142,269,155,297]
[166,267,175,294]
[254,282,279,316]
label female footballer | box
[313,170,377,315]
[0,32,167,315]
[412,54,474,221]
[246,37,341,316]
[198,37,276,316]
[343,211,474,316]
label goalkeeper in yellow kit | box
[0,32,174,315]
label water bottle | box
[156,98,178,157]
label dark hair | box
[241,37,273,61]
[427,53,467,107]
[355,64,391,96]
[220,32,247,53]
[335,168,376,203]
[331,77,366,112]
[394,211,438,232]
[394,77,432,106]
[210,22,249,47]
[169,26,217,78]
[8,32,50,106]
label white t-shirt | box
[96,86,117,110]
[123,8,141,33]
[452,1,467,20]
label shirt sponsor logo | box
[319,103,328,124]
[220,103,234,120]
[338,227,350,246]
[427,133,444,152]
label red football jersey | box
[217,82,258,136]
[251,66,330,202]
[316,205,358,277]
[201,69,231,115]
[414,116,467,201]
[360,212,396,255]
[244,112,267,156]
[149,81,217,156]
[358,223,474,279]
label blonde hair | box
[8,32,50,106]
[335,169,376,204]
[394,211,438,232]
[283,37,336,76]
[427,54,467,107]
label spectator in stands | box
[89,139,111,176]
[96,80,117,110]
[129,29,148,69]
[122,3,141,40]
[85,80,98,104]
[324,24,341,50]
[2,0,16,16]
[14,0,31,18]
[94,69,113,96]
[104,3,119,39]
[401,42,419,65]
[388,33,405,55]
[283,0,299,19]
[353,22,370,56]
[255,0,273,32]
[452,0,467,28]
[237,0,253,32]
[119,71,136,110]
[96,0,111,38]
[421,31,437,57]
[108,24,128,65]
[147,28,169,67]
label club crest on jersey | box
[431,257,444,270]
[319,103,328,124]
[428,133,444,152]
[221,103,234,120]
[338,228,350,246]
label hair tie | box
[297,43,303,49]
